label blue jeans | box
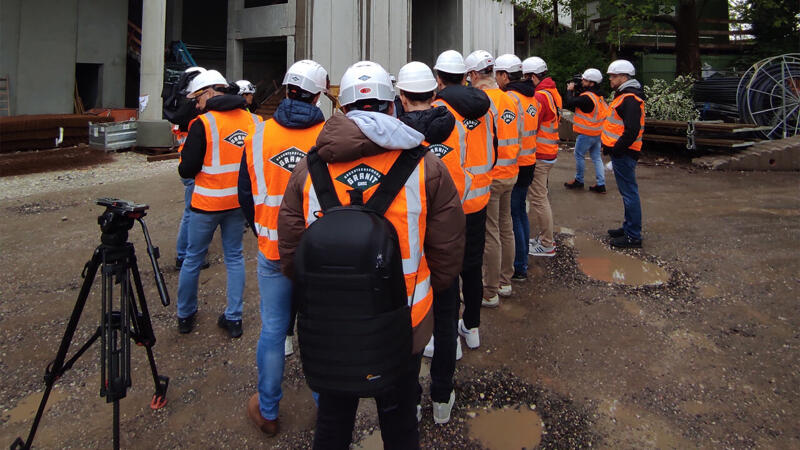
[175,178,195,260]
[574,134,604,186]
[611,155,642,240]
[256,254,292,420]
[511,165,534,274]
[177,208,246,320]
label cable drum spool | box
[737,53,800,139]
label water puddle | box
[467,406,543,449]
[3,390,67,424]
[571,235,669,286]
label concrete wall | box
[461,0,514,58]
[0,0,127,115]
[76,0,128,109]
[411,0,462,67]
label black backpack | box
[294,146,427,397]
[162,70,201,129]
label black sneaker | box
[511,271,528,282]
[217,314,243,339]
[178,313,196,334]
[607,227,625,238]
[564,179,584,189]
[610,235,642,248]
[589,184,606,194]
[175,258,211,270]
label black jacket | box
[504,80,536,98]
[398,106,455,145]
[237,98,325,236]
[603,80,645,160]
[564,85,603,114]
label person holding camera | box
[564,68,609,194]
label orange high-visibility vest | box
[484,88,520,180]
[535,87,562,161]
[505,90,539,166]
[300,151,433,328]
[572,91,608,137]
[424,119,473,207]
[432,98,494,214]
[245,118,324,260]
[191,109,261,211]
[601,93,645,151]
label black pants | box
[430,280,459,403]
[312,355,423,450]
[461,207,487,330]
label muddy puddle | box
[566,234,669,286]
[467,406,543,449]
[2,389,67,424]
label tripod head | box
[95,198,170,307]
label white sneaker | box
[433,390,455,424]
[498,285,512,297]
[456,335,463,361]
[458,319,480,349]
[423,336,434,358]
[481,294,500,308]
[416,404,422,423]
[284,336,294,356]
[529,241,556,257]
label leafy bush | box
[534,31,607,92]
[643,75,699,121]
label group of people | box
[165,48,645,449]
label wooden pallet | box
[133,146,180,162]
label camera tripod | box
[12,199,171,450]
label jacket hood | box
[436,84,491,120]
[315,113,424,163]
[616,79,645,99]
[205,94,247,112]
[399,106,455,145]
[273,98,325,129]
[534,77,557,92]
[505,80,536,97]
[345,110,424,150]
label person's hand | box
[566,81,575,92]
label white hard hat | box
[465,50,494,73]
[522,57,547,75]
[186,69,228,98]
[283,60,328,94]
[338,61,395,106]
[495,54,523,73]
[184,66,206,74]
[434,50,467,74]
[581,68,603,83]
[396,61,437,93]
[235,80,256,95]
[607,59,636,76]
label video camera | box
[570,74,585,94]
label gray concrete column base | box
[136,119,174,148]
[692,135,800,171]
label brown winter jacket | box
[278,113,466,354]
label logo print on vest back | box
[463,118,481,130]
[335,164,383,191]
[427,144,453,159]
[501,109,516,124]
[526,104,538,118]
[270,147,306,172]
[223,129,248,147]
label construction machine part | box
[737,53,800,140]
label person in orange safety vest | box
[564,68,609,194]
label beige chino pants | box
[482,175,517,298]
[527,162,555,248]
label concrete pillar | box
[138,0,166,120]
[166,0,183,44]
[226,0,244,80]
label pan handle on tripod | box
[137,218,171,307]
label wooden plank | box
[643,133,754,148]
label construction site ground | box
[0,149,798,449]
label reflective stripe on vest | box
[572,92,607,136]
[425,119,473,206]
[302,151,433,328]
[485,88,520,180]
[535,88,561,160]
[247,118,324,260]
[506,90,538,166]
[191,110,260,211]
[601,93,645,151]
[432,98,493,214]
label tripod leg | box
[12,249,103,450]
[127,249,169,410]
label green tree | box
[732,0,800,56]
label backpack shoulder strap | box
[306,148,342,211]
[366,146,427,215]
